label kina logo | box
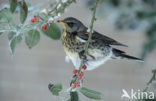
[121,89,154,100]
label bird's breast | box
[61,31,85,53]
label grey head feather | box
[63,17,127,47]
[63,17,87,32]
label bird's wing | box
[76,30,127,47]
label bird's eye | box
[67,22,74,27]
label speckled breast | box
[61,31,85,53]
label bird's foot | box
[79,51,87,60]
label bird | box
[57,17,143,70]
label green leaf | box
[50,2,57,10]
[41,23,61,40]
[25,29,40,48]
[19,0,28,24]
[8,31,16,40]
[110,0,120,7]
[136,11,156,19]
[0,8,13,23]
[9,0,18,13]
[79,87,104,100]
[0,32,3,36]
[26,1,31,7]
[9,35,22,54]
[48,83,62,96]
[39,13,48,21]
[65,92,79,101]
[70,92,79,101]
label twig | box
[136,69,156,101]
[143,69,156,92]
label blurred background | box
[0,0,156,101]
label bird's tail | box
[112,48,144,62]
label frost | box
[40,9,48,14]
[57,4,61,9]
[62,0,67,3]
[57,13,61,17]
[53,13,61,20]
[66,87,72,92]
[48,17,54,23]
[71,85,78,92]
[54,16,59,19]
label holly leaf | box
[79,87,104,100]
[41,23,61,40]
[9,0,18,13]
[0,8,13,23]
[9,35,22,54]
[25,29,40,48]
[19,0,28,24]
[48,83,62,96]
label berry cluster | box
[30,14,53,31]
[31,15,38,23]
[71,82,80,89]
[71,65,87,90]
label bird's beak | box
[57,20,66,25]
[57,20,69,30]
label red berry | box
[44,24,48,29]
[31,19,35,23]
[34,15,37,21]
[42,26,46,31]
[72,82,80,89]
[78,75,82,80]
[78,74,82,80]
[78,72,84,80]
[73,69,78,75]
[80,72,84,76]
[42,24,48,31]
[75,82,80,87]
[82,65,87,70]
[71,83,76,89]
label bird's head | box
[57,17,86,33]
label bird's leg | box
[79,50,87,62]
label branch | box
[80,0,99,70]
[70,0,99,88]
[0,0,77,54]
[136,69,156,101]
